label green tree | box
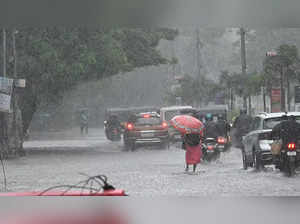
[277,44,299,110]
[15,27,178,135]
[262,44,299,111]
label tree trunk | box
[280,65,286,112]
[248,96,252,115]
[240,27,247,109]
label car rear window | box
[263,116,300,129]
[165,111,181,121]
[135,117,161,125]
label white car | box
[242,112,300,170]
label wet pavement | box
[2,128,300,196]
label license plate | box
[218,145,224,148]
[141,133,154,137]
[287,151,297,156]
[174,135,182,139]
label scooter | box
[109,127,122,141]
[216,136,229,152]
[202,138,221,161]
[275,142,300,177]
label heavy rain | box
[1,0,300,201]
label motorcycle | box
[233,128,248,149]
[109,127,122,141]
[202,138,221,161]
[275,142,300,177]
[216,136,230,152]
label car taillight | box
[143,114,151,118]
[162,121,168,129]
[207,145,214,151]
[126,123,134,130]
[287,143,296,151]
[217,137,226,144]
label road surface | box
[1,128,300,196]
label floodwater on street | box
[1,128,300,196]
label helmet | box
[205,113,213,121]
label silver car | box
[242,112,300,170]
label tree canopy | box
[8,27,178,133]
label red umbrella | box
[170,115,204,135]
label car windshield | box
[263,116,300,129]
[135,117,161,126]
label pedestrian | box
[79,108,89,135]
[232,109,252,147]
[182,133,202,172]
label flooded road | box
[1,128,300,196]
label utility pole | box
[240,27,248,111]
[280,64,285,111]
[12,29,17,79]
[12,28,18,153]
[262,85,266,112]
[286,68,291,111]
[196,28,201,79]
[171,41,176,78]
[3,28,6,77]
[1,28,7,157]
[196,28,204,107]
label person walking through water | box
[232,109,252,147]
[79,109,89,135]
[182,133,203,172]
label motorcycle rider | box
[216,114,231,139]
[203,113,220,139]
[232,109,252,147]
[271,115,300,169]
[106,115,122,139]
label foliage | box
[10,27,178,133]
[262,44,300,91]
[165,74,223,106]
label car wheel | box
[285,158,295,177]
[161,139,170,149]
[253,151,262,171]
[242,150,248,170]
